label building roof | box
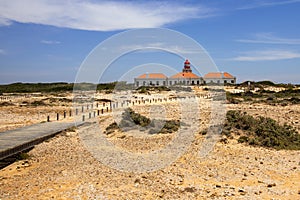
[204,72,234,79]
[137,73,167,79]
[170,72,199,79]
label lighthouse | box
[182,59,192,73]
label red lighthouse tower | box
[182,59,192,73]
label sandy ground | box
[0,93,74,132]
[0,91,299,199]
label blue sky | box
[0,0,300,84]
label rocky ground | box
[0,92,299,199]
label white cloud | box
[0,49,6,55]
[231,50,300,61]
[237,0,300,10]
[0,17,11,26]
[41,40,61,45]
[119,43,203,54]
[236,33,300,45]
[0,0,214,31]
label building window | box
[183,80,186,85]
[136,81,139,87]
[217,80,220,84]
[197,80,200,85]
[156,81,159,86]
[163,81,166,86]
[150,81,152,86]
[187,81,189,85]
[224,80,227,84]
[174,81,177,84]
[169,81,172,85]
[231,80,234,84]
[191,80,194,85]
[143,81,146,86]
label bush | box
[122,108,151,127]
[136,86,171,93]
[223,110,300,150]
[238,136,249,143]
[30,100,47,106]
[0,102,15,106]
[17,152,30,160]
[106,108,180,134]
[105,122,119,134]
[159,120,180,134]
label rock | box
[184,187,196,193]
[134,178,140,185]
[23,163,30,167]
[267,183,276,187]
[238,188,246,195]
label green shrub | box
[238,136,249,143]
[30,100,47,106]
[223,110,300,150]
[0,102,15,106]
[136,86,171,93]
[122,108,151,127]
[159,120,180,134]
[105,122,119,134]
[106,108,180,134]
[17,152,30,160]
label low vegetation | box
[0,102,15,106]
[136,86,171,94]
[105,108,180,134]
[0,82,133,93]
[30,100,48,106]
[226,88,300,105]
[222,110,300,150]
[0,82,74,93]
[237,80,295,89]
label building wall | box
[135,78,167,87]
[203,77,236,84]
[168,78,203,85]
[135,78,204,87]
[135,77,236,86]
